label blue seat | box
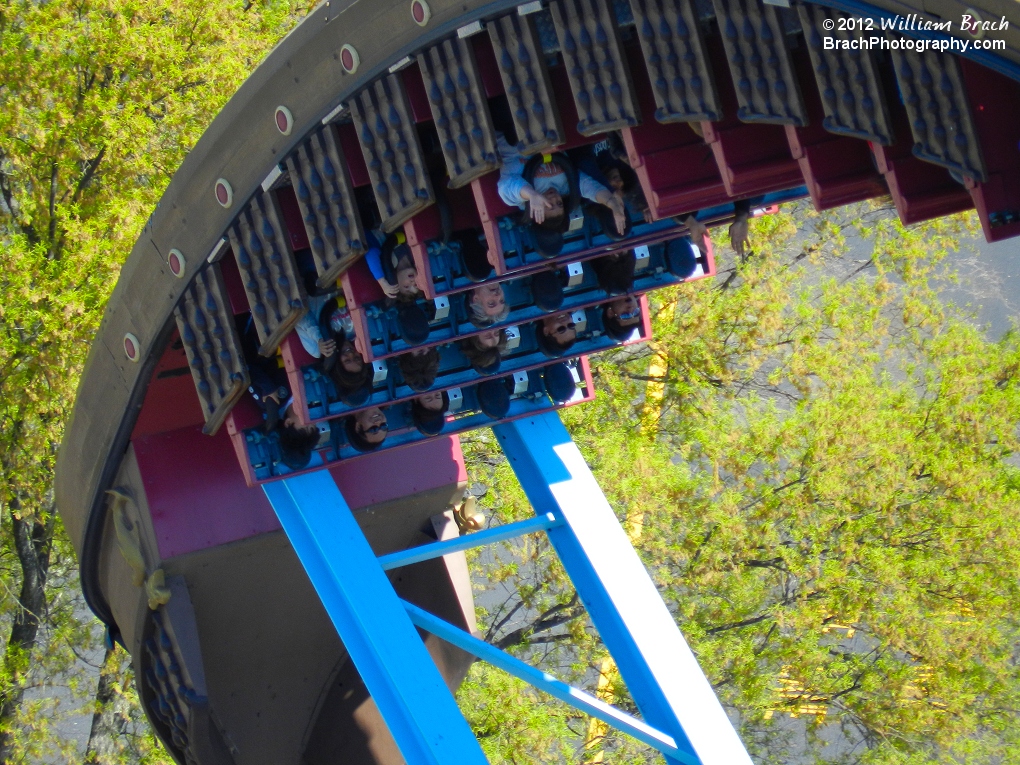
[242,359,593,482]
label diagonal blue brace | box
[493,412,755,765]
[402,600,691,763]
[263,472,489,765]
[378,513,560,571]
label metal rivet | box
[124,333,141,362]
[215,179,233,208]
[168,249,186,278]
[340,44,360,74]
[412,0,431,26]
[275,106,294,135]
[964,8,985,38]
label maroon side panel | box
[471,32,505,98]
[135,424,282,560]
[470,172,514,275]
[401,63,433,124]
[276,185,313,251]
[219,249,253,317]
[336,121,372,187]
[699,35,802,198]
[784,48,887,211]
[135,417,466,559]
[869,66,973,225]
[131,329,207,440]
[329,436,466,510]
[404,205,445,299]
[961,58,1020,242]
[548,64,598,151]
[621,42,729,218]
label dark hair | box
[277,424,320,470]
[593,252,636,296]
[398,347,441,391]
[588,201,632,241]
[395,302,431,345]
[469,347,501,373]
[392,289,421,305]
[531,269,565,312]
[411,392,450,436]
[317,297,346,343]
[602,303,642,342]
[600,159,648,214]
[344,414,386,453]
[522,153,581,214]
[527,210,570,233]
[328,340,372,399]
[523,153,579,257]
[529,223,566,258]
[454,230,493,282]
[623,183,649,216]
[379,240,421,303]
[459,332,508,374]
[535,320,576,357]
[601,159,640,195]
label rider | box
[496,133,626,256]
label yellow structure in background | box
[584,297,676,762]
[579,287,964,751]
[764,673,829,722]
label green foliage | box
[462,202,1020,765]
[83,648,174,765]
[1,2,1016,763]
[459,663,580,764]
[0,0,301,759]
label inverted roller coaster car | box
[56,0,1020,763]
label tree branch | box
[69,145,106,206]
[705,612,773,635]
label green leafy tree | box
[83,647,171,765]
[0,0,300,759]
[459,202,1020,765]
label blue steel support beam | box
[493,413,754,765]
[378,513,560,571]
[402,600,689,762]
[263,472,488,765]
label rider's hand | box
[605,195,627,235]
[377,278,399,299]
[596,188,628,235]
[683,215,710,254]
[729,217,750,256]
[318,338,336,357]
[524,186,553,225]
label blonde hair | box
[467,284,510,327]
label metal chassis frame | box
[264,411,753,765]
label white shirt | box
[495,133,607,209]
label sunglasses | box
[553,322,576,335]
[361,422,388,436]
[616,307,641,321]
